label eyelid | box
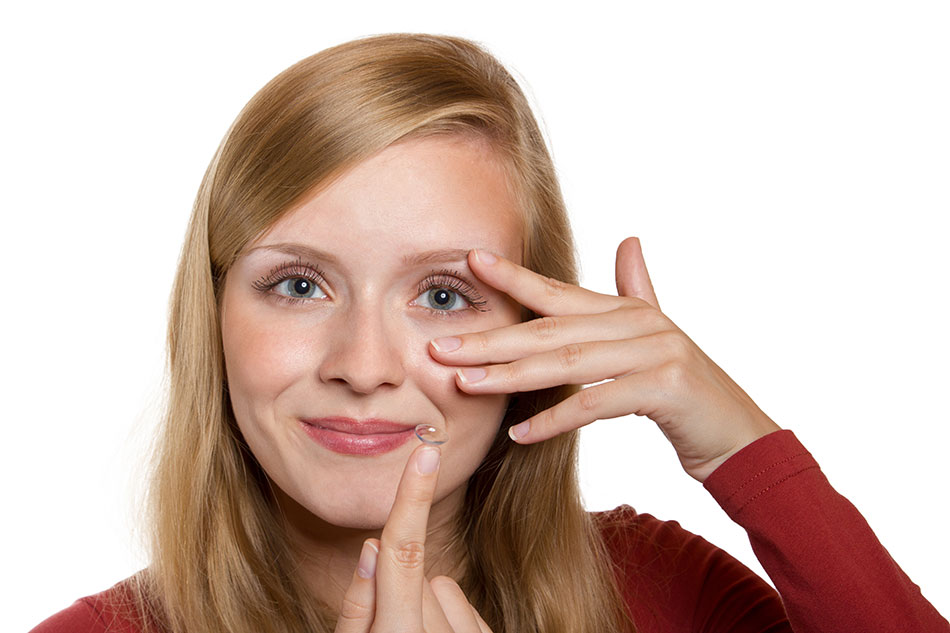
[416,269,489,313]
[251,258,330,300]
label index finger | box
[375,443,442,628]
[469,249,630,317]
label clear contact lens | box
[414,423,448,445]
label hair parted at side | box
[123,33,636,633]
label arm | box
[705,429,948,632]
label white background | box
[4,1,948,629]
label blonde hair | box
[126,34,636,633]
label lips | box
[300,417,416,455]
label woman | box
[31,33,948,633]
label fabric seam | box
[733,463,820,515]
[720,451,811,504]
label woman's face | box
[220,135,523,532]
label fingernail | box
[509,420,531,441]
[431,336,462,352]
[474,249,497,265]
[457,367,487,384]
[357,540,378,579]
[416,446,441,475]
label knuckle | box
[338,595,373,623]
[397,485,434,507]
[657,330,691,361]
[503,360,525,384]
[577,385,602,412]
[389,539,426,570]
[541,275,569,300]
[656,360,689,392]
[641,307,670,332]
[472,333,491,355]
[556,343,583,371]
[528,315,560,340]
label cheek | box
[221,307,323,414]
[404,321,511,453]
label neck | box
[273,484,469,612]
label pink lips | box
[300,417,416,455]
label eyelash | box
[416,269,489,314]
[252,258,328,306]
[251,260,489,314]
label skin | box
[222,135,780,632]
[220,135,522,630]
[434,240,781,483]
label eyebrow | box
[403,248,472,266]
[245,243,473,267]
[245,243,340,265]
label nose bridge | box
[318,292,405,393]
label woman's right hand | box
[334,443,492,633]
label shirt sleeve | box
[703,429,949,632]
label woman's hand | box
[429,237,780,482]
[335,443,493,633]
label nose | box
[317,301,405,394]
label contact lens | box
[414,423,448,445]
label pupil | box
[292,279,311,296]
[431,288,453,307]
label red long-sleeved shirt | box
[30,430,949,632]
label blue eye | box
[414,287,466,311]
[411,270,489,314]
[252,259,329,305]
[274,277,327,300]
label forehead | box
[256,135,523,266]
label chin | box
[304,487,398,532]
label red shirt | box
[30,431,949,632]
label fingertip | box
[456,367,487,385]
[431,336,462,354]
[508,420,531,442]
[357,539,379,579]
[618,236,641,254]
[415,444,441,475]
[472,248,498,267]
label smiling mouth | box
[300,417,417,455]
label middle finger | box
[430,305,672,366]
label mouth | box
[299,417,417,456]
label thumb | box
[616,237,660,310]
[335,539,379,633]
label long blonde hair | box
[126,34,635,633]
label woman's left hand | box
[428,237,780,482]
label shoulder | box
[590,505,788,632]
[29,576,150,633]
[591,503,722,576]
[591,503,706,556]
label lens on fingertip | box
[414,423,448,445]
